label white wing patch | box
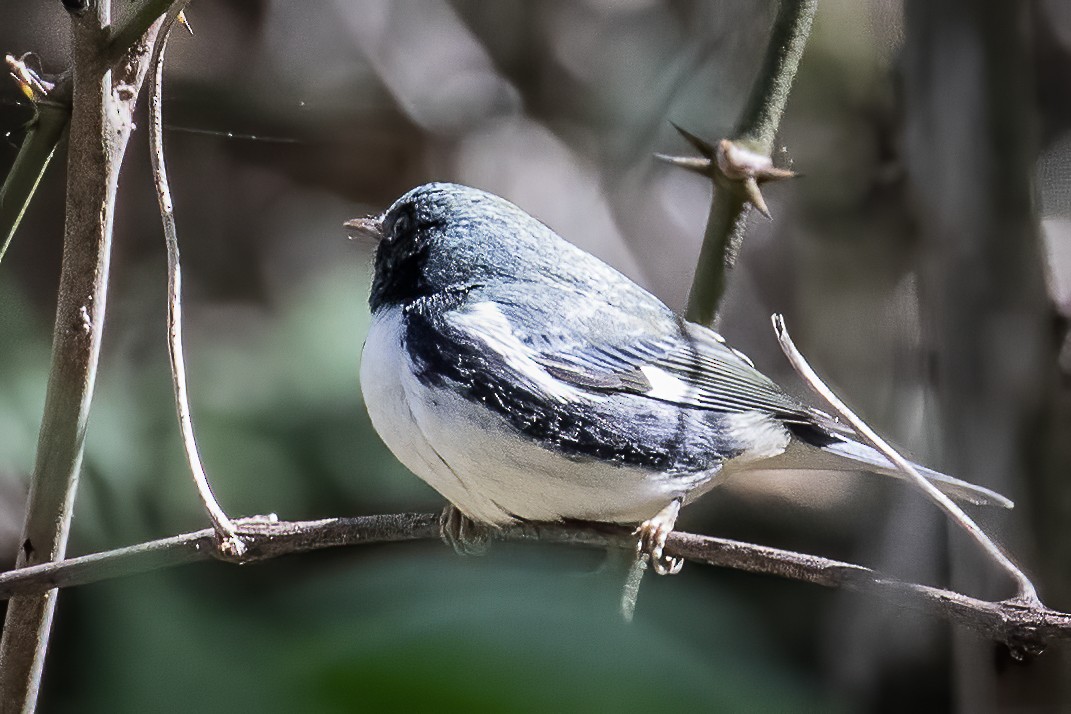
[449,302,582,402]
[639,365,697,402]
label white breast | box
[359,306,707,526]
[360,307,488,518]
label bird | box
[347,182,1012,574]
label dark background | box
[1,1,1070,711]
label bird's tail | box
[818,438,1013,508]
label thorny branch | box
[665,0,818,327]
[0,512,1066,655]
[632,0,818,613]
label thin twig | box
[0,7,162,710]
[771,313,1040,605]
[147,0,243,555]
[0,514,1066,653]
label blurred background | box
[2,0,1070,711]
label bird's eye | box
[391,212,411,240]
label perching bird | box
[348,182,1011,574]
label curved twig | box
[147,0,243,555]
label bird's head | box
[347,182,560,312]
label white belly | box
[359,307,698,525]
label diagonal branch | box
[772,313,1040,605]
[0,68,70,268]
[2,0,183,271]
[0,513,1066,655]
[640,0,818,612]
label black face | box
[369,202,435,311]
[367,182,551,312]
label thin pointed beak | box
[344,216,384,243]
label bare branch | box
[0,67,70,267]
[771,313,1040,605]
[147,0,242,554]
[0,514,1066,654]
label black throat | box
[370,239,433,312]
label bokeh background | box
[2,0,1071,711]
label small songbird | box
[348,182,1011,574]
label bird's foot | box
[635,498,683,575]
[439,504,490,556]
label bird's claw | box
[635,499,683,575]
[439,504,490,556]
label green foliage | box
[57,551,833,713]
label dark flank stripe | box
[402,298,717,472]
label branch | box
[0,514,1066,654]
[106,0,181,65]
[0,7,161,709]
[639,0,818,615]
[677,0,817,327]
[733,0,820,154]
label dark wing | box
[534,318,813,417]
[454,285,820,423]
[533,318,855,455]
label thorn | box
[756,165,797,183]
[177,10,194,35]
[654,153,712,176]
[716,140,761,179]
[669,121,715,159]
[743,177,771,218]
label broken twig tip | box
[6,53,54,102]
[771,313,786,335]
